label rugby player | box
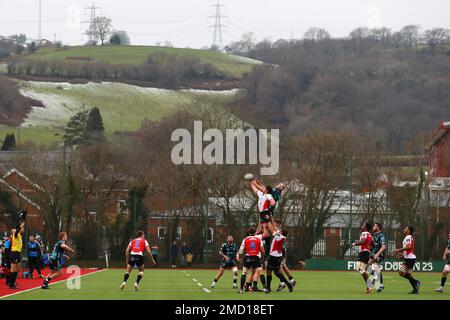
[264,220,293,293]
[253,182,297,292]
[434,232,450,293]
[250,180,276,225]
[2,234,11,286]
[41,231,75,289]
[236,226,266,293]
[394,226,420,294]
[252,179,286,204]
[120,231,156,291]
[8,209,27,289]
[367,222,387,292]
[211,235,239,289]
[351,222,374,294]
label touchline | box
[171,121,279,176]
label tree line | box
[7,53,229,88]
[227,25,450,153]
[1,101,444,262]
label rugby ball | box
[244,173,254,180]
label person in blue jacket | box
[27,235,43,278]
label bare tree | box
[94,16,113,46]
[399,25,421,49]
[303,27,331,42]
[283,132,352,261]
[424,28,450,50]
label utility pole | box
[133,193,137,236]
[38,0,42,40]
[83,2,101,43]
[204,171,209,264]
[55,133,66,232]
[347,156,353,242]
[210,0,226,51]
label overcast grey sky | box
[1,0,449,47]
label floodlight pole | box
[348,156,353,242]
[204,171,209,264]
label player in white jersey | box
[264,219,293,293]
[394,226,420,294]
[120,231,155,291]
[250,180,276,224]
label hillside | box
[234,39,450,152]
[16,45,262,79]
[0,80,239,145]
[0,45,258,145]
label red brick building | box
[426,121,450,256]
[427,121,450,179]
[0,169,43,233]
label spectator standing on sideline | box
[186,252,194,268]
[151,244,159,267]
[27,235,43,278]
[180,242,189,267]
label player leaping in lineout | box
[245,174,296,290]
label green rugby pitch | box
[2,269,450,300]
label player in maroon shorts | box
[120,231,156,291]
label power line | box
[209,0,226,50]
[82,2,102,43]
[37,0,42,40]
[111,15,206,24]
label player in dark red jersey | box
[351,222,374,294]
[264,219,293,293]
[120,231,156,291]
[236,226,266,293]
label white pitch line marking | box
[192,278,197,282]
[197,283,203,286]
[203,288,211,293]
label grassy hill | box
[20,45,262,78]
[0,80,239,145]
[0,46,257,145]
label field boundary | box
[0,268,106,299]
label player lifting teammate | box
[120,231,156,291]
[394,226,420,294]
[351,222,374,294]
[434,232,450,293]
[211,235,239,289]
[236,226,266,293]
[264,219,293,293]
